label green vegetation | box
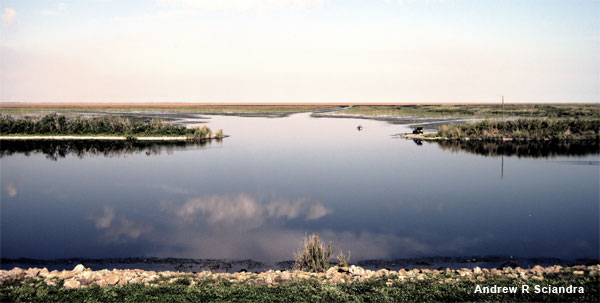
[1,275,597,302]
[0,104,340,115]
[294,234,335,272]
[0,114,221,138]
[331,104,600,118]
[435,119,599,141]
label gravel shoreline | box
[2,264,598,289]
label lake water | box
[1,113,599,270]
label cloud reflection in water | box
[174,194,332,228]
[85,193,501,262]
[90,207,152,242]
[146,193,435,261]
[4,182,17,198]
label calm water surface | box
[1,114,598,266]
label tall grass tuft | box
[294,234,334,272]
[337,251,351,268]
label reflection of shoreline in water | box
[433,140,599,158]
[0,140,217,161]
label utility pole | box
[501,155,504,180]
[501,95,505,121]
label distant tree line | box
[436,118,599,141]
[0,114,222,138]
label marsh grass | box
[0,114,220,138]
[0,105,340,115]
[436,118,599,141]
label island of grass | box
[0,114,224,141]
[403,118,600,141]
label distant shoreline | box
[2,102,598,107]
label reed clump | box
[437,118,599,141]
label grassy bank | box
[431,119,599,141]
[1,271,597,302]
[0,114,222,139]
[328,104,600,118]
[0,104,340,116]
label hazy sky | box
[1,0,598,103]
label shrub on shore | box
[437,118,599,141]
[0,114,222,138]
[293,234,351,272]
[294,234,334,272]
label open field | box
[1,265,598,302]
[2,103,599,119]
[0,103,342,116]
[316,104,600,119]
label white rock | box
[72,264,86,273]
[349,265,365,276]
[106,275,120,285]
[326,266,339,279]
[63,279,81,289]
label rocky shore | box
[1,264,598,289]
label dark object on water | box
[412,126,423,134]
[357,125,363,131]
[413,139,423,146]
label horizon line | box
[1,101,599,107]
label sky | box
[0,0,598,103]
